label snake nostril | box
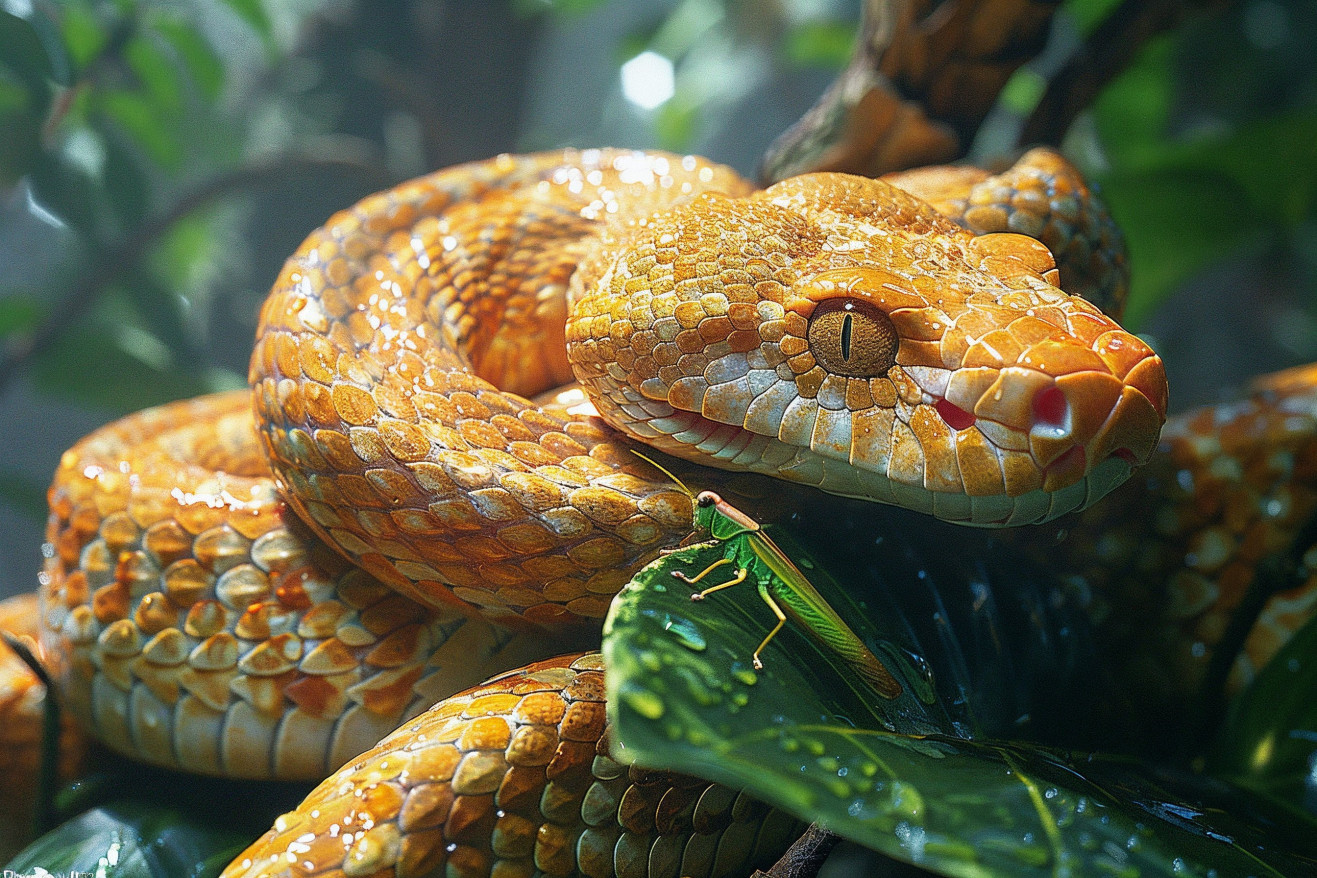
[1032,385,1069,432]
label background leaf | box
[1211,614,1317,819]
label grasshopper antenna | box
[632,450,696,500]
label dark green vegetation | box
[3,1,1316,875]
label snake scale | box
[6,144,1314,877]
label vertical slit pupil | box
[840,313,853,361]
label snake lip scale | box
[28,147,1174,877]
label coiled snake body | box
[24,146,1304,877]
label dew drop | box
[662,614,707,652]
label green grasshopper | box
[637,454,903,700]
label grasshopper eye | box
[807,298,898,378]
[696,492,717,508]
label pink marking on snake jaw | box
[935,397,977,431]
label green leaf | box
[0,10,55,91]
[1093,35,1177,168]
[154,17,225,101]
[1099,169,1259,328]
[1176,112,1317,229]
[512,0,612,17]
[0,78,42,185]
[5,803,245,878]
[99,88,183,168]
[1211,613,1317,819]
[6,766,312,878]
[0,11,55,185]
[219,0,275,51]
[784,21,854,70]
[604,525,1317,876]
[31,324,209,414]
[1062,0,1132,36]
[0,296,43,338]
[654,94,700,153]
[124,32,184,112]
[101,133,152,227]
[61,3,109,73]
[27,150,102,234]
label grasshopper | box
[638,454,903,700]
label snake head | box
[567,171,1167,526]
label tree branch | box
[752,823,843,878]
[0,153,390,397]
[1019,0,1233,147]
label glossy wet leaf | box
[604,523,1317,877]
[5,802,248,878]
[5,766,311,878]
[1211,613,1317,818]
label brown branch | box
[761,0,1067,182]
[752,823,844,878]
[0,152,390,398]
[2,631,59,833]
[1019,0,1235,147]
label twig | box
[2,630,60,835]
[0,153,389,397]
[1019,0,1233,147]
[752,823,843,878]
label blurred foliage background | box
[0,0,1314,602]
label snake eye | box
[806,298,898,378]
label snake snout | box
[946,317,1168,521]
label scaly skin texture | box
[30,148,1176,877]
[566,163,1163,526]
[250,148,1164,636]
[886,147,1129,311]
[250,152,754,630]
[222,654,803,878]
[39,393,559,780]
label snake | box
[12,144,1312,877]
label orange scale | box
[1016,340,1108,378]
[520,602,577,628]
[463,693,524,720]
[273,333,303,383]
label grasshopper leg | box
[674,558,748,601]
[751,581,788,670]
